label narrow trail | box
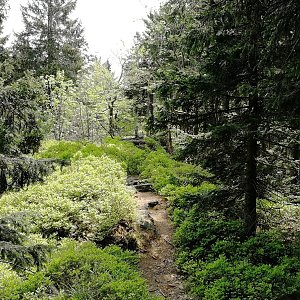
[134,190,190,299]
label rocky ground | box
[134,188,191,300]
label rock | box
[126,185,137,193]
[127,176,154,192]
[137,210,156,231]
[134,182,154,192]
[148,200,160,208]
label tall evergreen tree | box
[0,0,7,50]
[13,0,86,80]
[125,0,300,236]
[0,0,51,270]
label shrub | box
[0,263,22,300]
[0,156,136,240]
[36,139,148,175]
[237,231,288,265]
[175,211,245,265]
[99,138,148,175]
[2,241,162,300]
[161,182,217,210]
[175,209,300,299]
[187,256,300,300]
[140,149,212,191]
[36,140,84,160]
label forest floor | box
[134,189,191,300]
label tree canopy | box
[124,0,300,235]
[13,0,86,80]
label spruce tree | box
[0,0,51,270]
[125,0,300,236]
[13,0,86,80]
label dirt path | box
[135,191,190,299]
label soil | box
[134,190,191,300]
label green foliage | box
[161,182,217,210]
[36,138,148,175]
[174,208,300,299]
[0,263,22,299]
[95,138,148,175]
[258,198,300,233]
[0,214,50,271]
[0,71,47,155]
[0,241,161,300]
[13,0,86,80]
[175,212,245,264]
[0,155,135,240]
[76,59,135,140]
[38,59,136,142]
[140,149,213,190]
[0,155,59,194]
[42,71,78,140]
[36,140,84,160]
[137,144,300,299]
[126,0,300,237]
[3,139,298,299]
[187,256,300,300]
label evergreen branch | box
[0,258,35,274]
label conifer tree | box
[0,0,50,270]
[125,0,300,236]
[13,0,86,80]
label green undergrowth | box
[0,155,135,240]
[36,138,154,175]
[1,241,161,300]
[0,141,161,299]
[258,198,300,234]
[3,139,299,299]
[134,144,300,299]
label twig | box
[163,237,175,247]
[159,289,166,297]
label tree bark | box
[108,96,117,138]
[166,128,173,154]
[147,93,154,134]
[291,143,300,184]
[244,0,261,236]
[47,0,54,74]
[0,169,7,194]
[245,107,258,236]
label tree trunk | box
[79,103,85,139]
[147,93,154,134]
[245,111,258,236]
[0,169,7,194]
[108,97,116,138]
[291,143,300,184]
[166,128,173,154]
[47,0,54,74]
[85,105,90,140]
[244,0,261,236]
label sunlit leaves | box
[0,155,136,240]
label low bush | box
[161,182,217,210]
[0,241,162,300]
[0,263,22,299]
[0,156,135,240]
[36,138,148,175]
[36,140,84,160]
[186,256,300,300]
[175,211,245,265]
[136,144,300,300]
[140,149,213,191]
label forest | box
[0,0,299,299]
